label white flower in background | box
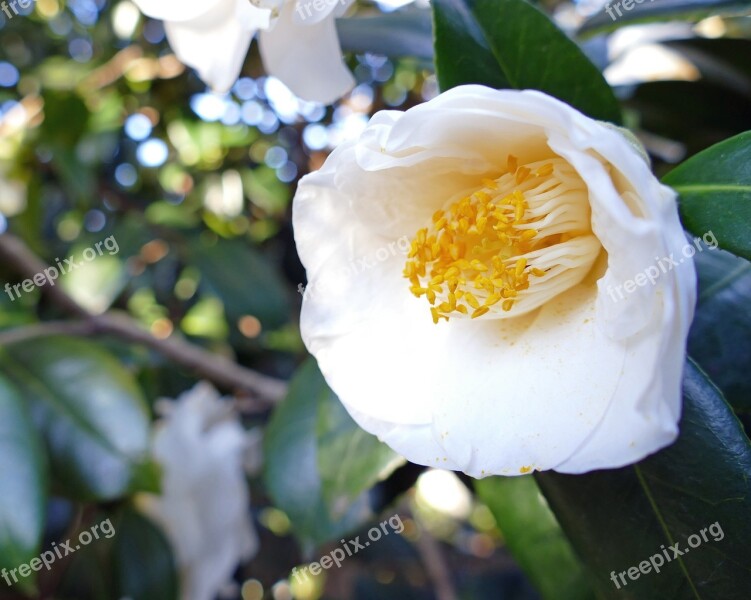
[139,382,258,600]
[293,85,696,478]
[132,0,361,103]
[604,23,699,86]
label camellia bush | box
[0,0,750,599]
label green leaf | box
[536,361,751,599]
[0,337,151,501]
[112,509,179,600]
[475,476,595,600]
[663,130,751,261]
[432,0,622,123]
[579,0,751,38]
[689,248,751,412]
[337,10,434,60]
[188,237,291,330]
[433,0,510,90]
[317,382,403,516]
[39,91,89,147]
[0,376,48,596]
[264,359,400,553]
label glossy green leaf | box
[663,130,751,261]
[337,10,434,60]
[432,0,510,90]
[0,337,151,501]
[112,509,179,600]
[188,237,291,330]
[475,476,595,600]
[579,0,751,37]
[265,359,399,554]
[689,248,751,412]
[536,361,751,599]
[317,381,403,515]
[0,376,47,596]
[433,0,622,123]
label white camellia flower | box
[132,0,357,103]
[293,85,697,478]
[139,382,258,600]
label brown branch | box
[0,234,287,403]
[0,233,90,318]
[0,321,96,345]
[92,313,288,401]
[78,45,185,91]
[412,519,459,600]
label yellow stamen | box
[535,163,554,177]
[404,156,589,323]
[515,166,531,184]
[471,306,490,319]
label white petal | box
[237,0,273,30]
[259,2,354,104]
[132,0,218,22]
[376,0,418,8]
[164,12,254,93]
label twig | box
[410,514,459,600]
[0,233,90,318]
[93,313,288,401]
[0,321,96,345]
[0,234,288,403]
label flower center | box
[404,156,600,324]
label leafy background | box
[0,0,750,599]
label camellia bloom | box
[132,0,356,103]
[139,383,258,600]
[293,85,696,477]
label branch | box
[0,321,95,346]
[0,233,90,318]
[93,313,288,401]
[0,234,288,403]
[412,518,459,600]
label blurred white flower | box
[293,85,696,478]
[140,382,258,600]
[132,0,389,104]
[605,23,700,86]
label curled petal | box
[260,2,354,104]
